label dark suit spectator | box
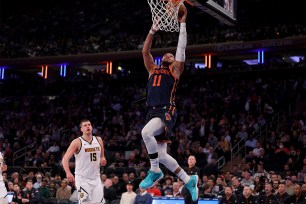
[258,183,276,204]
[283,184,306,204]
[104,179,117,203]
[219,186,238,204]
[275,183,289,204]
[237,186,258,204]
[231,176,243,197]
[21,180,40,204]
[112,176,124,197]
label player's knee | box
[158,151,167,163]
[141,127,151,139]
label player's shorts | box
[75,175,105,204]
[146,105,177,143]
[0,183,8,204]
[0,181,7,199]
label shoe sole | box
[194,175,199,201]
[190,175,199,202]
[139,174,164,189]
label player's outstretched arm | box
[173,5,187,78]
[142,25,158,74]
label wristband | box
[149,29,156,35]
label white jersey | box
[74,136,101,179]
[0,152,4,182]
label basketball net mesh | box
[147,0,185,32]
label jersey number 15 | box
[90,153,97,161]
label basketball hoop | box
[147,0,185,32]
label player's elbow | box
[142,49,150,56]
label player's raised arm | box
[142,25,158,75]
[173,5,187,78]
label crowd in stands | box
[0,64,305,203]
[0,1,306,203]
[1,0,306,58]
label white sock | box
[176,169,190,184]
[150,158,160,172]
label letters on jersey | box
[85,147,100,152]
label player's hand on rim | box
[178,5,187,23]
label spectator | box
[219,186,238,204]
[134,188,152,204]
[231,176,243,197]
[104,179,117,203]
[120,181,136,204]
[56,179,71,201]
[33,173,43,189]
[11,183,22,204]
[283,184,306,204]
[258,183,276,204]
[240,171,254,187]
[237,186,258,203]
[200,183,215,199]
[21,180,40,204]
[48,180,58,198]
[112,176,124,197]
[146,182,162,197]
[38,179,50,200]
[170,182,183,197]
[275,182,290,204]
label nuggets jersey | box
[146,67,178,107]
[74,136,101,179]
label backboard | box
[189,0,237,26]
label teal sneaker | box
[185,175,199,202]
[139,170,164,189]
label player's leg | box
[0,186,8,204]
[91,178,105,204]
[158,143,198,202]
[140,117,165,189]
[75,177,92,204]
[0,198,8,204]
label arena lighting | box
[204,54,212,68]
[258,50,264,64]
[243,59,259,65]
[106,62,112,74]
[60,64,67,77]
[195,63,206,69]
[0,67,4,80]
[289,56,304,63]
[117,66,122,71]
[41,65,48,79]
[154,57,161,66]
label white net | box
[147,0,185,32]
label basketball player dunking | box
[62,119,107,204]
[139,4,198,202]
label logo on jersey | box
[165,113,171,121]
[80,192,84,198]
[85,147,100,152]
